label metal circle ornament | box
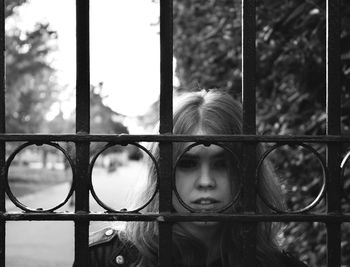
[341,150,350,203]
[89,142,159,213]
[256,143,327,213]
[172,142,242,213]
[4,142,75,212]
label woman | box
[81,90,307,267]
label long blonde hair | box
[122,90,285,266]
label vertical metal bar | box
[242,0,256,136]
[159,0,173,266]
[326,1,341,267]
[241,0,257,266]
[75,1,90,266]
[0,0,5,266]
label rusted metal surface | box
[75,0,90,266]
[159,0,173,265]
[0,0,5,265]
[173,142,242,213]
[0,0,346,266]
[257,143,327,213]
[89,142,160,212]
[4,142,75,212]
[1,134,350,143]
[2,212,350,222]
[242,0,256,135]
[326,0,341,266]
[76,1,90,133]
[242,0,257,266]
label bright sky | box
[13,0,166,118]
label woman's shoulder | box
[279,250,308,267]
[88,227,139,266]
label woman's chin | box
[192,221,219,227]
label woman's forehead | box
[183,143,226,158]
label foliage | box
[5,1,59,133]
[5,0,27,18]
[42,83,130,162]
[173,0,350,266]
[90,83,128,135]
[5,3,130,164]
[90,83,129,156]
[174,0,350,135]
[44,83,129,136]
[174,0,241,95]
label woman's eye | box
[177,158,198,170]
[212,159,228,170]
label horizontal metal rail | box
[1,212,350,222]
[0,0,346,266]
[0,134,349,143]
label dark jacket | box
[73,227,308,267]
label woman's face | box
[173,143,235,214]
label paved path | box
[5,161,147,267]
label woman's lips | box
[191,198,220,210]
[192,197,220,204]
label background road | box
[6,161,147,267]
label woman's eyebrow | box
[211,151,227,159]
[181,153,199,160]
[184,150,227,159]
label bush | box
[173,0,350,266]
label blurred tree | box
[5,1,59,133]
[45,83,129,136]
[173,0,350,266]
[45,105,73,134]
[43,83,130,164]
[90,83,128,135]
[5,0,27,18]
[174,0,349,135]
[174,0,241,95]
[90,83,129,156]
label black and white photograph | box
[1,0,349,266]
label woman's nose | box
[196,163,216,189]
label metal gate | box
[0,0,349,266]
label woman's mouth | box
[191,198,220,210]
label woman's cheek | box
[172,194,188,213]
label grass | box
[7,166,72,198]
